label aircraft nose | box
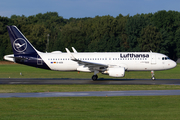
[170,60,177,68]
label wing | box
[65,48,108,71]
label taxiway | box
[0,78,180,85]
[1,78,180,97]
[1,90,180,98]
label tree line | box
[0,10,180,61]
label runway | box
[1,78,180,98]
[0,78,180,85]
[1,90,180,98]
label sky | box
[1,0,180,19]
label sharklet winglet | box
[65,48,76,60]
[72,47,78,53]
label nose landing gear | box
[151,70,155,80]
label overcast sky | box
[1,0,180,19]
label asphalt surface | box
[0,78,180,85]
[1,90,180,98]
[1,78,180,98]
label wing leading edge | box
[65,48,108,69]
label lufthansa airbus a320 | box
[4,26,177,80]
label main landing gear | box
[92,75,98,81]
[151,70,155,80]
[92,70,99,81]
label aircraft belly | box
[150,64,164,70]
[49,62,78,71]
[127,61,152,71]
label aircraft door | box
[37,55,43,65]
[151,55,156,64]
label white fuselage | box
[39,52,176,72]
[5,25,177,80]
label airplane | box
[4,25,177,80]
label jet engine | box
[106,67,125,77]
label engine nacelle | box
[107,67,125,77]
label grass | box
[1,84,180,93]
[0,63,180,93]
[0,63,179,79]
[0,63,180,120]
[0,96,180,120]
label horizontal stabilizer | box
[4,54,15,62]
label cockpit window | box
[162,57,170,60]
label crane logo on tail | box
[13,38,27,52]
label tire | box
[92,75,98,81]
[151,77,155,81]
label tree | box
[138,25,162,52]
[175,28,180,59]
[125,14,149,52]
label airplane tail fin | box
[7,26,38,56]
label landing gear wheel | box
[92,75,98,81]
[151,71,155,81]
[151,76,155,81]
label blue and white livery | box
[4,26,177,80]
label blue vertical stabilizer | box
[7,26,38,56]
[6,26,50,70]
